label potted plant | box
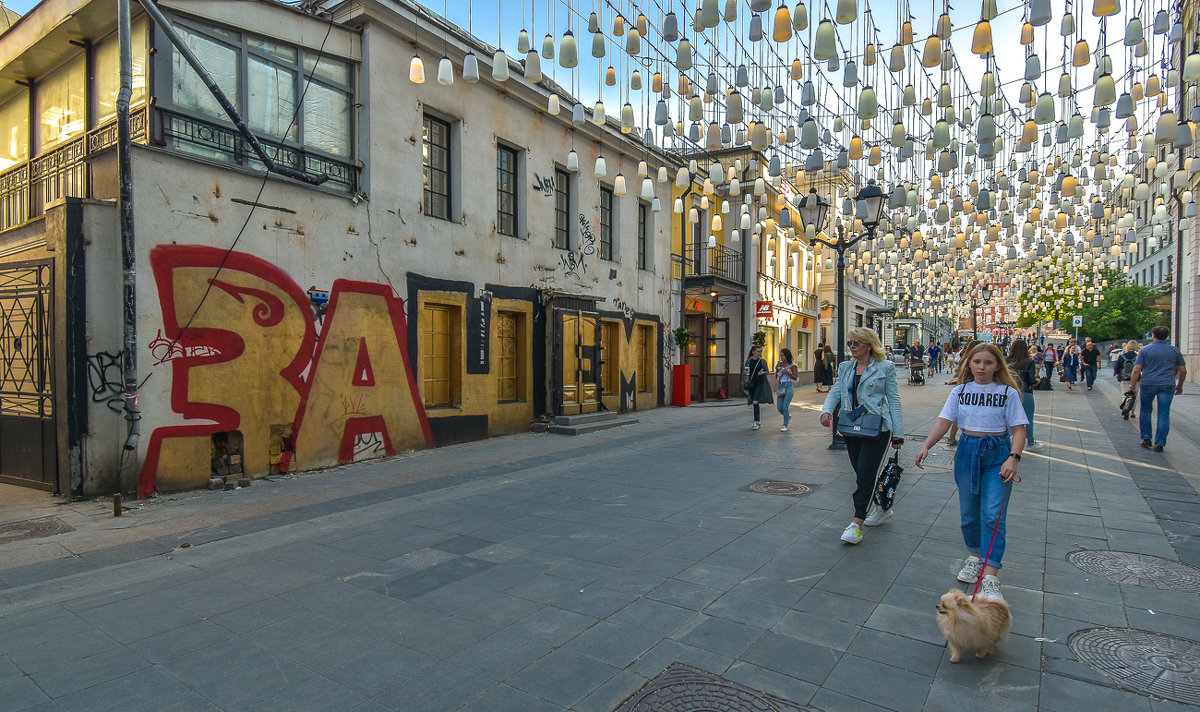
[671,326,693,406]
[751,330,768,349]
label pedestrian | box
[928,342,942,374]
[1113,340,1139,383]
[945,340,982,444]
[1042,343,1057,380]
[1007,340,1044,451]
[818,328,904,544]
[743,345,773,430]
[1131,326,1187,452]
[775,348,799,432]
[911,341,926,364]
[1061,339,1079,390]
[821,345,835,391]
[813,343,827,393]
[1108,343,1123,367]
[1080,337,1100,391]
[915,343,1028,603]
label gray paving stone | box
[923,679,1038,712]
[0,672,51,712]
[244,675,370,712]
[1039,672,1154,712]
[628,638,733,680]
[808,686,893,712]
[821,654,933,710]
[845,627,946,676]
[374,662,494,711]
[607,597,696,637]
[723,660,820,707]
[320,641,435,696]
[674,614,764,658]
[771,609,860,651]
[740,630,839,685]
[158,637,316,709]
[505,649,618,709]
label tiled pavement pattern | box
[2,370,1200,711]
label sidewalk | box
[1,372,1199,711]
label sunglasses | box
[847,340,864,347]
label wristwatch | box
[1008,452,1022,462]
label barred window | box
[423,114,451,220]
[599,186,614,261]
[497,145,518,236]
[637,201,649,270]
[554,167,571,249]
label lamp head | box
[856,180,887,232]
[797,188,830,238]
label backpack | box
[1120,355,1135,381]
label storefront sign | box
[756,301,774,318]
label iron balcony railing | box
[684,242,745,285]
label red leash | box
[971,477,1017,602]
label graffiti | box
[87,351,125,412]
[139,246,435,497]
[352,431,388,459]
[339,392,368,416]
[308,286,330,325]
[472,289,492,373]
[148,329,222,364]
[661,324,677,373]
[612,297,635,322]
[560,215,598,278]
[532,173,556,197]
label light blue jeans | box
[954,433,1014,570]
[1021,391,1036,444]
[1139,384,1175,446]
[776,382,794,426]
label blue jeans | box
[1083,365,1097,388]
[954,433,1014,569]
[1139,384,1176,446]
[775,382,794,426]
[1021,391,1036,443]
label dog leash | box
[971,476,1018,602]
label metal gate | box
[0,259,58,490]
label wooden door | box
[561,311,600,415]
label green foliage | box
[672,327,693,349]
[1016,255,1095,327]
[1078,270,1162,342]
[751,330,768,348]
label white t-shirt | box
[938,381,1028,433]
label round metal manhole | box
[615,663,812,712]
[747,480,812,497]
[1066,550,1200,592]
[0,516,75,544]
[1070,628,1200,705]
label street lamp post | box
[800,182,887,450]
[960,282,994,341]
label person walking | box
[775,348,799,432]
[1113,340,1139,383]
[1131,326,1187,452]
[813,344,827,393]
[1061,340,1080,390]
[1080,337,1100,391]
[744,345,773,430]
[1007,340,1044,451]
[818,328,904,544]
[1042,342,1058,380]
[821,345,836,392]
[928,342,942,374]
[915,343,1028,603]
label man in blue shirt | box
[928,342,941,373]
[1131,326,1187,452]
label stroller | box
[908,357,926,385]
[1120,386,1136,420]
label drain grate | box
[1066,550,1200,592]
[614,662,815,712]
[1070,628,1200,705]
[0,516,75,543]
[744,480,814,497]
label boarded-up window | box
[638,325,655,393]
[496,311,521,402]
[421,303,458,407]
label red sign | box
[802,317,810,328]
[756,301,774,318]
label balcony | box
[680,242,746,296]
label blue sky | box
[3,0,40,14]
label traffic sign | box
[1072,315,1083,327]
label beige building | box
[0,0,677,498]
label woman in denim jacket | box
[818,328,905,544]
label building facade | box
[0,0,678,497]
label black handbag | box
[874,454,903,510]
[836,405,884,438]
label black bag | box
[836,405,884,438]
[874,454,903,510]
[1033,376,1053,391]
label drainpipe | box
[117,0,140,467]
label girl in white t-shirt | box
[915,343,1028,603]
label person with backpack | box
[1007,340,1044,451]
[1114,341,1140,384]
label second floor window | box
[637,202,649,270]
[423,114,451,220]
[600,186,614,261]
[554,168,571,249]
[497,145,518,236]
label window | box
[35,54,86,152]
[421,303,460,407]
[601,321,620,393]
[0,91,29,171]
[161,17,354,188]
[497,145,519,236]
[638,325,656,393]
[495,311,525,402]
[554,168,571,249]
[600,186,614,260]
[423,114,452,220]
[637,201,650,270]
[94,16,148,124]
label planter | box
[672,364,691,406]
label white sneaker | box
[1027,441,1045,451]
[863,508,893,526]
[780,425,788,432]
[752,422,760,430]
[957,555,983,583]
[978,574,1006,603]
[840,523,863,544]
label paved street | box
[3,371,1200,711]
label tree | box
[1016,256,1096,328]
[1078,269,1162,342]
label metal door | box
[561,310,600,415]
[0,260,58,490]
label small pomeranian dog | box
[935,589,1011,663]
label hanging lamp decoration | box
[772,3,793,42]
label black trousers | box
[845,430,891,519]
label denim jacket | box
[821,358,904,437]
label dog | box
[935,589,1011,663]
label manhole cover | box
[1070,628,1200,705]
[0,516,75,543]
[744,480,813,497]
[1066,551,1200,592]
[614,662,815,712]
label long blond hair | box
[960,343,1020,391]
[847,327,886,362]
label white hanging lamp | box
[792,0,808,30]
[834,0,856,24]
[408,52,425,83]
[492,50,509,81]
[559,31,578,68]
[813,20,837,60]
